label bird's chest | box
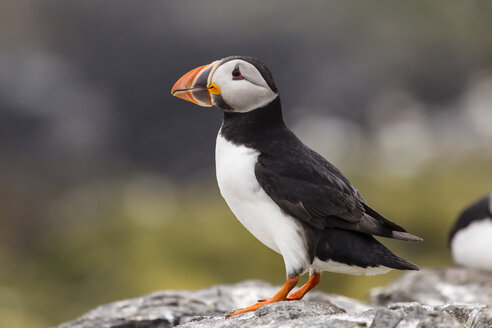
[215,133,284,253]
[215,134,262,199]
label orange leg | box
[285,272,321,300]
[226,276,299,318]
[258,273,322,302]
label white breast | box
[215,131,309,274]
[451,218,492,271]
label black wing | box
[255,146,421,242]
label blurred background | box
[1,1,492,327]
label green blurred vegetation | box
[1,157,490,328]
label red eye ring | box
[232,65,244,80]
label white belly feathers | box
[215,131,309,274]
[451,218,492,271]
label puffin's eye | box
[232,65,244,80]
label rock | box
[385,302,462,328]
[57,269,492,328]
[369,267,492,306]
[368,308,402,328]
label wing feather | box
[255,150,420,242]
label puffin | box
[449,192,492,271]
[171,56,422,317]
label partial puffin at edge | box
[171,55,422,317]
[449,192,492,271]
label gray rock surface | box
[370,267,492,306]
[57,268,492,328]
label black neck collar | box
[220,97,293,150]
[223,96,283,125]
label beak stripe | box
[171,61,220,107]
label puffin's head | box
[171,56,278,113]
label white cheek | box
[220,80,277,113]
[211,59,278,113]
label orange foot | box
[257,273,322,303]
[226,276,299,318]
[286,272,321,300]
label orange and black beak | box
[171,60,221,107]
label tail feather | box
[362,204,423,242]
[392,231,423,242]
[315,228,420,272]
[389,255,420,271]
[363,204,406,232]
